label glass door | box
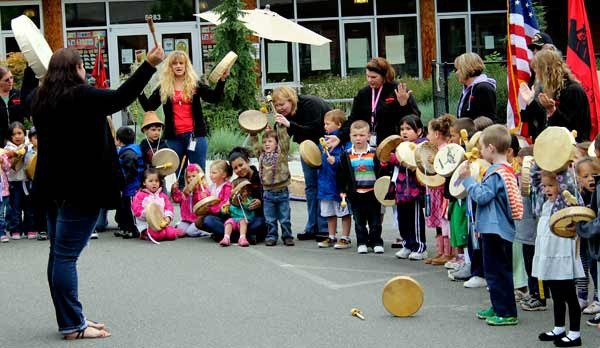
[155,23,201,74]
[343,20,375,76]
[108,27,151,127]
[437,16,468,63]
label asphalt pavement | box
[1,201,600,348]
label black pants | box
[467,229,484,278]
[546,280,580,331]
[522,243,548,303]
[350,191,382,247]
[397,200,426,253]
[115,196,136,233]
[482,233,517,317]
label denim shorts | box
[320,200,351,218]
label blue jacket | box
[317,131,349,201]
[118,144,144,197]
[463,163,516,242]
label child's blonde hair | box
[480,124,511,154]
[575,156,599,175]
[210,160,232,178]
[429,114,455,138]
[324,109,346,126]
[158,51,199,104]
[350,120,370,133]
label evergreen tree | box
[210,0,258,111]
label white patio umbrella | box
[195,5,331,46]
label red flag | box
[91,39,107,89]
[567,0,600,140]
[506,0,539,137]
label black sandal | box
[539,331,565,341]
[554,336,582,347]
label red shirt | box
[172,90,194,135]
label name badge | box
[370,134,377,147]
[188,137,197,151]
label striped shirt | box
[349,145,376,193]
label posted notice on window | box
[311,43,331,71]
[385,35,405,65]
[267,43,288,73]
[348,38,368,68]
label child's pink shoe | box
[27,232,38,240]
[176,228,186,238]
[219,236,231,247]
[238,236,249,247]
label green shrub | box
[204,104,240,134]
[207,128,246,160]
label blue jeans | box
[300,158,328,234]
[167,133,208,186]
[8,181,31,233]
[263,188,292,241]
[482,233,517,317]
[0,197,8,237]
[46,202,100,334]
[204,214,266,242]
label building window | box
[341,0,374,17]
[471,0,505,12]
[265,40,293,83]
[297,0,338,18]
[377,17,419,77]
[65,2,107,27]
[376,0,417,15]
[258,0,293,19]
[471,13,506,58]
[201,24,217,74]
[66,30,109,82]
[299,21,340,80]
[1,4,41,31]
[436,0,468,13]
[109,0,195,24]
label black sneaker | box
[586,313,600,326]
[296,232,315,241]
[114,230,125,237]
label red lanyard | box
[371,87,383,127]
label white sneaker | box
[373,245,384,254]
[583,301,600,315]
[579,298,589,310]
[395,247,411,259]
[357,245,368,254]
[90,231,99,240]
[408,251,427,260]
[464,276,487,288]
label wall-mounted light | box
[354,0,369,4]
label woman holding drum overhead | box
[32,46,164,339]
[272,86,331,240]
[139,51,229,173]
[203,147,267,244]
[519,49,591,142]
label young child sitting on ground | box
[219,178,254,247]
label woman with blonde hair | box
[272,86,331,241]
[520,49,590,142]
[139,51,229,173]
[454,52,497,121]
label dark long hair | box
[32,48,85,114]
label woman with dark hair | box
[202,147,267,244]
[0,67,25,143]
[520,49,590,142]
[454,52,497,122]
[31,46,164,340]
[330,57,420,148]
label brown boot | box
[424,253,443,264]
[431,254,453,266]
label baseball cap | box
[528,32,553,50]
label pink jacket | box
[171,186,203,222]
[0,153,9,197]
[208,181,232,215]
[132,188,174,231]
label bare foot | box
[86,320,106,330]
[64,326,111,340]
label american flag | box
[506,0,539,135]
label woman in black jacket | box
[454,52,497,122]
[139,51,227,173]
[0,67,25,143]
[520,49,590,142]
[31,46,164,340]
[335,57,421,146]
